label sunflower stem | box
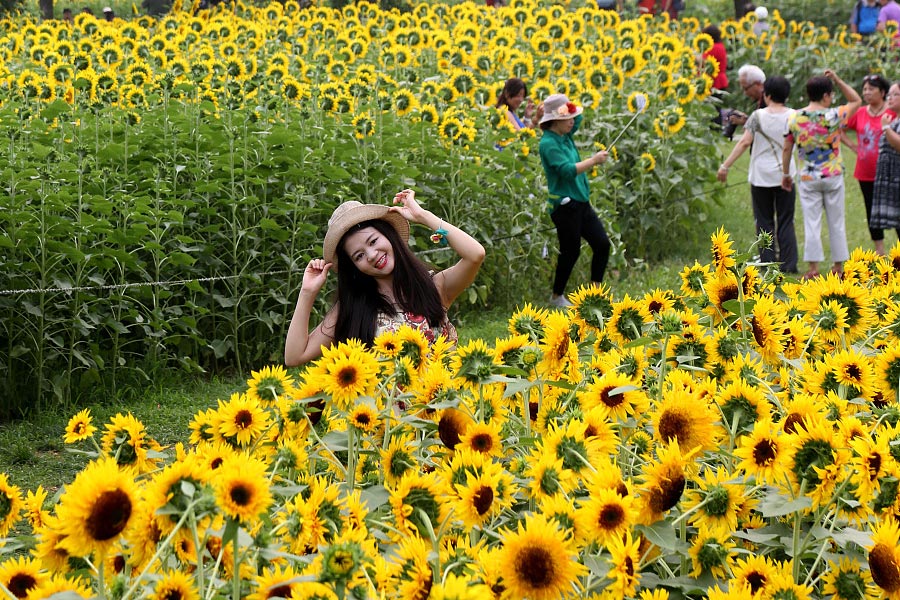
[232,533,241,600]
[190,511,205,598]
[656,334,670,401]
[97,549,106,600]
[120,498,201,600]
[347,425,357,491]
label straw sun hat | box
[539,94,584,125]
[322,201,410,268]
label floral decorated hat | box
[539,94,583,124]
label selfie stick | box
[608,93,648,149]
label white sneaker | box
[549,295,573,308]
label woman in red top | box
[701,25,729,91]
[843,74,897,254]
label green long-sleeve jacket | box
[538,114,591,212]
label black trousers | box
[549,201,610,295]
[750,185,799,273]
[860,179,900,242]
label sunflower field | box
[5,230,900,600]
[2,0,896,415]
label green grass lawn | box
[0,138,881,494]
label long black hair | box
[495,78,527,109]
[333,219,445,345]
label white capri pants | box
[797,176,849,264]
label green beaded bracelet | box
[430,221,449,247]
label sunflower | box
[639,152,656,172]
[381,435,417,486]
[731,555,781,597]
[22,486,48,530]
[653,106,686,138]
[451,339,499,389]
[143,455,211,535]
[389,472,449,537]
[246,365,293,405]
[822,557,879,600]
[715,377,769,433]
[21,573,92,599]
[55,457,137,557]
[101,412,160,472]
[308,339,379,410]
[680,260,711,298]
[458,420,503,457]
[688,525,736,579]
[747,295,786,362]
[348,402,380,434]
[580,370,647,422]
[683,467,743,535]
[568,284,614,333]
[606,530,642,597]
[63,408,96,444]
[875,344,900,404]
[150,570,198,600]
[0,556,45,599]
[706,273,741,324]
[785,414,845,502]
[217,392,270,447]
[576,486,635,547]
[607,295,651,346]
[733,419,787,484]
[537,311,579,380]
[213,453,273,524]
[508,303,550,342]
[454,469,513,528]
[247,565,306,600]
[801,274,875,343]
[524,453,578,500]
[868,517,900,599]
[652,385,719,453]
[636,441,693,525]
[497,514,586,600]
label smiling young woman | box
[284,190,485,367]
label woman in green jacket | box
[538,94,611,308]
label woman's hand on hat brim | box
[390,189,432,226]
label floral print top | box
[785,106,851,181]
[374,310,458,346]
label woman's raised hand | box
[390,189,429,224]
[301,258,331,295]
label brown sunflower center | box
[473,486,494,515]
[845,364,862,381]
[74,422,86,435]
[870,544,900,592]
[657,410,689,445]
[599,504,625,529]
[752,439,777,466]
[268,585,293,599]
[471,433,494,452]
[159,588,185,600]
[623,555,635,577]
[86,489,133,541]
[229,483,252,507]
[354,413,371,426]
[337,366,359,386]
[746,571,767,593]
[782,413,803,435]
[515,546,554,589]
[235,410,253,429]
[648,300,663,314]
[8,573,37,598]
[648,471,685,513]
[750,316,767,347]
[555,337,569,361]
[600,386,624,408]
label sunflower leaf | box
[832,527,872,548]
[757,489,812,517]
[635,522,687,552]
